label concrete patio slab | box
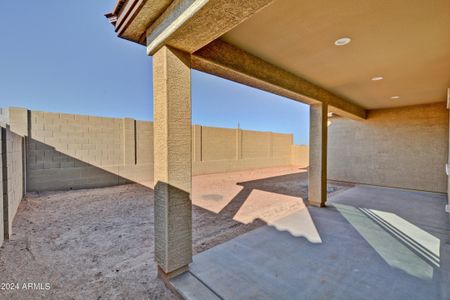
[172,185,450,300]
[169,272,221,300]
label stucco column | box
[153,46,192,278]
[308,103,328,207]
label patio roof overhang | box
[105,0,450,281]
[106,0,449,114]
[105,0,373,120]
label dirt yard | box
[0,167,351,299]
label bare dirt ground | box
[0,167,352,300]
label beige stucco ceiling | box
[222,0,450,109]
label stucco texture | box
[328,102,448,193]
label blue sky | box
[0,1,309,144]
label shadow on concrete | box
[209,169,353,243]
[218,170,350,218]
[183,185,450,300]
[327,186,450,297]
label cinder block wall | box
[0,107,25,242]
[447,93,450,206]
[192,126,295,175]
[328,102,448,193]
[292,145,309,167]
[1,108,26,243]
[26,111,146,191]
[0,128,3,246]
[3,108,305,192]
[3,128,24,238]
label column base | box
[158,265,189,280]
[158,265,189,299]
[309,201,327,208]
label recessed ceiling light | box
[391,96,400,99]
[371,76,384,81]
[334,37,351,46]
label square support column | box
[308,103,328,207]
[153,46,192,277]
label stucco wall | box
[4,108,303,191]
[328,102,448,193]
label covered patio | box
[105,0,450,299]
[173,185,449,299]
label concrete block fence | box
[5,107,307,192]
[447,93,450,207]
[0,108,26,246]
[0,107,309,245]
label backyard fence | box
[0,119,26,246]
[2,108,308,192]
[0,107,309,246]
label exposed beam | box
[146,0,273,55]
[192,40,367,120]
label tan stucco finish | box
[308,103,328,207]
[192,40,366,120]
[108,0,368,119]
[222,0,450,109]
[328,102,449,193]
[146,0,273,54]
[153,46,193,274]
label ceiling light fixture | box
[371,76,384,81]
[391,96,400,99]
[334,37,351,46]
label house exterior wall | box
[328,102,448,193]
